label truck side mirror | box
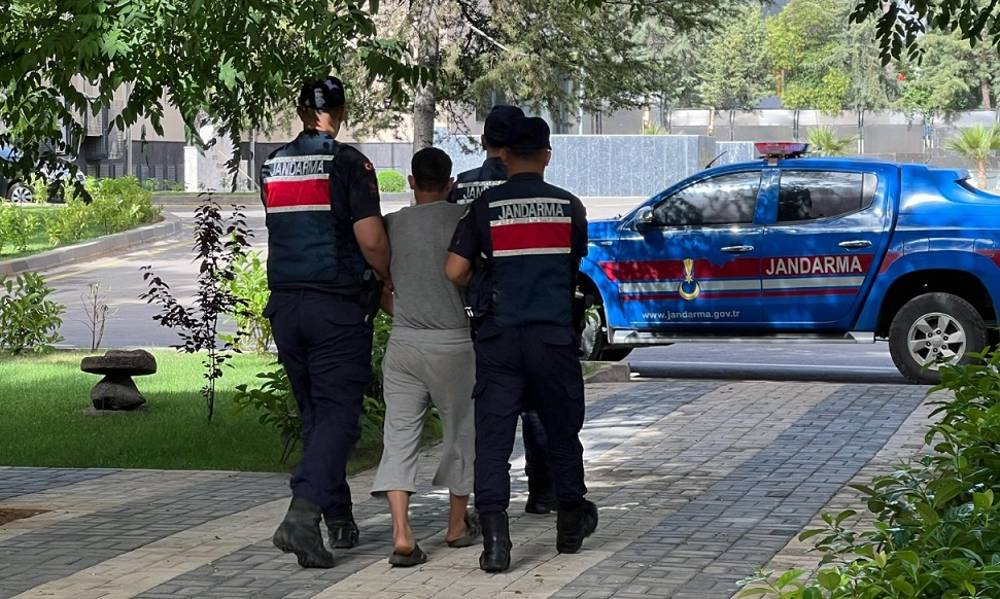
[634,206,655,230]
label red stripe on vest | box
[264,178,330,208]
[492,222,571,252]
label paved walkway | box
[0,380,936,598]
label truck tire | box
[579,301,633,362]
[888,292,986,384]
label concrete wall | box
[436,134,717,197]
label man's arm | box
[445,252,473,286]
[344,148,392,288]
[354,216,392,289]
[445,204,480,287]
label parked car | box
[0,147,88,204]
[0,146,33,203]
[578,142,1000,384]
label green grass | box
[0,205,107,260]
[0,350,398,473]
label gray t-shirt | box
[385,201,470,331]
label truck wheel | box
[888,292,985,384]
[579,300,633,362]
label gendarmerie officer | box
[445,116,597,572]
[449,105,521,206]
[450,104,558,516]
[261,76,392,569]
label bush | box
[87,176,159,235]
[739,349,1000,599]
[0,272,64,354]
[45,196,92,245]
[377,169,406,193]
[0,204,37,254]
[141,178,185,192]
[224,251,272,353]
[45,177,160,244]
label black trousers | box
[521,411,552,494]
[472,319,587,514]
[266,289,373,520]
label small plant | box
[28,174,48,204]
[76,282,115,352]
[377,169,406,193]
[234,363,299,463]
[807,126,856,157]
[0,272,64,354]
[45,196,92,245]
[140,197,252,421]
[224,251,272,353]
[0,204,37,255]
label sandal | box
[446,511,481,548]
[388,542,428,567]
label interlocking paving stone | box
[132,382,720,599]
[0,472,289,598]
[0,380,938,599]
[551,383,929,599]
[0,467,119,501]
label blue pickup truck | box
[578,143,1000,383]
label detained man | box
[371,147,479,567]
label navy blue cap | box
[507,116,551,152]
[298,76,346,110]
[483,105,525,148]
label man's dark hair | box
[411,147,452,192]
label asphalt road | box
[42,198,907,384]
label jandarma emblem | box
[678,258,701,300]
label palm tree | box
[947,125,1000,189]
[807,126,856,156]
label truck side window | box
[777,171,877,222]
[653,171,761,227]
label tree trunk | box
[411,1,440,152]
[979,159,988,189]
[982,80,993,111]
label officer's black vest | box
[260,132,366,292]
[450,157,507,205]
[481,176,579,327]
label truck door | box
[613,170,767,328]
[759,168,892,329]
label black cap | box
[298,76,346,110]
[483,105,525,148]
[507,116,552,152]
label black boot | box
[556,500,598,554]
[272,498,335,568]
[525,486,557,515]
[479,511,512,573]
[326,514,360,549]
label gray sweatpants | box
[372,326,476,497]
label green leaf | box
[915,502,940,526]
[974,489,995,511]
[817,569,841,591]
[775,569,804,589]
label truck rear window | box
[777,171,877,222]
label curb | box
[152,192,257,207]
[152,192,413,207]
[0,213,184,277]
[583,361,632,384]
